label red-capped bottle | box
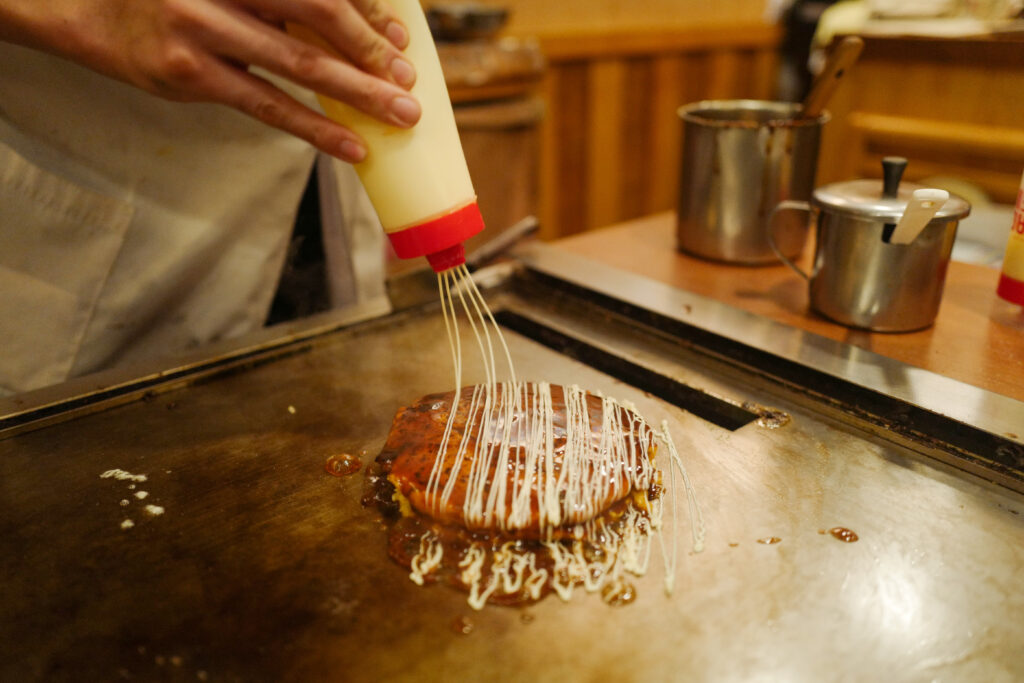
[289,1,485,272]
[997,171,1024,306]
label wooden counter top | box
[553,212,1024,404]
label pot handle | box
[768,200,813,280]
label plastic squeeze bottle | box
[289,0,484,272]
[997,170,1024,306]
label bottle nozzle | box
[385,201,484,270]
[426,243,466,272]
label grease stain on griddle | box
[757,537,782,545]
[829,527,859,543]
[742,402,791,429]
[452,615,475,635]
[996,501,1020,516]
[325,454,362,477]
[520,612,535,624]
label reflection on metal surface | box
[742,402,792,429]
[495,310,758,431]
[0,299,391,440]
[514,243,1024,444]
[509,247,1024,492]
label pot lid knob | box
[881,156,908,199]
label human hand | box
[0,0,422,162]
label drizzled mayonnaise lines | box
[369,266,704,609]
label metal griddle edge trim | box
[506,251,1024,492]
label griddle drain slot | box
[495,310,757,431]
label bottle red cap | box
[997,272,1024,305]
[386,201,485,272]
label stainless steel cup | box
[769,180,971,332]
[676,100,828,264]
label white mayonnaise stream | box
[407,265,704,609]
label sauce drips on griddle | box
[829,527,859,543]
[757,537,782,545]
[601,580,637,607]
[452,615,474,635]
[325,454,362,477]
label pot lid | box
[812,179,971,221]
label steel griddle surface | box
[2,260,1023,682]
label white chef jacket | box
[0,42,389,396]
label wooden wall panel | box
[620,57,655,221]
[542,63,591,239]
[494,0,770,36]
[535,25,782,239]
[644,55,686,214]
[848,113,1024,202]
[817,35,1024,204]
[705,50,744,100]
[586,59,628,230]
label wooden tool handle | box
[802,36,864,118]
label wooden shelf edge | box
[848,112,1024,162]
[515,23,782,62]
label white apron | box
[0,43,388,396]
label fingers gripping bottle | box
[290,1,484,273]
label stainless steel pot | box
[676,100,828,264]
[770,179,971,332]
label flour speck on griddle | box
[100,468,147,483]
[99,469,166,529]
